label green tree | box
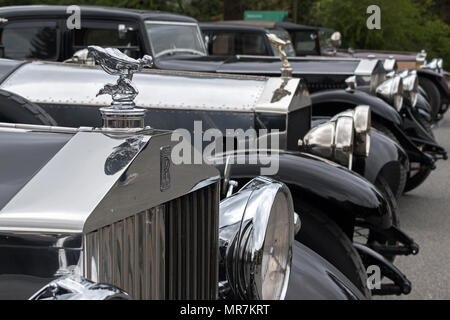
[309,0,450,69]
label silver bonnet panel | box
[0,62,271,112]
[0,129,220,234]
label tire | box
[354,175,400,263]
[372,121,431,193]
[0,89,56,125]
[294,200,371,298]
[419,77,441,121]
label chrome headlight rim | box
[219,177,295,300]
[376,76,404,111]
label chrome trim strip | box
[0,132,150,233]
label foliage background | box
[0,0,448,68]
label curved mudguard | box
[415,93,433,122]
[286,241,366,300]
[417,69,450,102]
[310,89,402,127]
[355,129,409,196]
[213,151,392,231]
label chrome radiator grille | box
[84,182,219,299]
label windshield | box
[145,21,207,58]
[268,29,296,57]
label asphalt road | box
[382,111,450,299]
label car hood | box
[156,55,362,76]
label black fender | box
[355,129,409,198]
[213,151,392,234]
[310,89,437,167]
[417,69,450,103]
[402,104,447,160]
[310,89,402,127]
[285,241,366,300]
[415,93,433,122]
[0,89,56,125]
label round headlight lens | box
[220,178,294,300]
[259,192,291,299]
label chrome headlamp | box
[376,76,404,111]
[218,177,295,300]
[352,105,371,157]
[399,70,419,107]
[416,49,427,68]
[422,58,443,73]
[300,105,371,169]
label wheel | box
[0,89,56,125]
[354,175,400,263]
[294,200,371,298]
[372,121,431,193]
[419,77,441,121]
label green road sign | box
[244,11,288,22]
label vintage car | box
[0,5,444,193]
[0,48,367,300]
[282,24,450,122]
[199,22,448,191]
[0,43,419,297]
[201,21,450,123]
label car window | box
[237,33,268,55]
[0,21,58,60]
[210,32,235,55]
[294,31,317,52]
[72,23,140,58]
[146,22,206,58]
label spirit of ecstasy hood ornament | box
[88,46,153,129]
[266,33,293,79]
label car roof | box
[200,20,321,32]
[275,22,320,31]
[0,5,197,23]
[199,21,286,33]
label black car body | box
[0,44,368,300]
[0,56,418,296]
[0,6,420,295]
[0,5,443,193]
[280,23,450,122]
